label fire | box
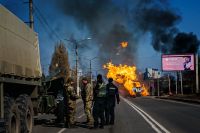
[120,41,128,48]
[104,62,149,96]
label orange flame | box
[120,41,128,48]
[104,62,149,96]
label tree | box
[49,42,70,81]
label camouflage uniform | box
[65,84,79,127]
[81,83,93,124]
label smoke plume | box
[55,0,199,67]
[134,0,199,54]
[172,32,200,54]
[56,0,137,66]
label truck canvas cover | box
[0,5,42,78]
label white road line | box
[57,128,66,133]
[121,97,170,133]
[78,113,85,119]
[122,98,162,133]
[130,100,170,133]
[154,97,200,108]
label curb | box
[155,96,200,104]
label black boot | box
[99,123,104,129]
[92,122,98,129]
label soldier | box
[64,77,79,128]
[81,77,93,125]
[105,78,120,125]
[92,74,107,129]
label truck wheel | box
[4,96,20,133]
[16,95,33,133]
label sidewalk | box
[155,94,200,104]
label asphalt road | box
[32,96,200,133]
[128,97,200,133]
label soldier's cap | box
[108,78,113,83]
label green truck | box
[0,5,66,133]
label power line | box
[33,2,61,41]
[34,11,57,43]
[18,0,59,43]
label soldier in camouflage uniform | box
[93,74,107,129]
[81,77,93,125]
[65,78,79,128]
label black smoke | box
[55,0,137,66]
[134,0,199,54]
[134,0,180,53]
[55,0,199,67]
[172,32,200,54]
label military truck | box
[0,5,42,132]
[38,76,66,127]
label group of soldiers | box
[64,74,120,129]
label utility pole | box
[75,41,79,95]
[90,60,92,85]
[88,57,97,85]
[66,38,79,95]
[180,71,183,95]
[196,54,199,94]
[65,37,91,95]
[175,72,178,95]
[157,78,160,96]
[168,74,171,95]
[29,0,34,29]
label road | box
[33,96,200,133]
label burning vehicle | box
[104,62,149,97]
[132,82,148,97]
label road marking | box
[121,97,170,133]
[57,128,66,133]
[154,97,200,108]
[78,113,85,119]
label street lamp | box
[64,37,91,95]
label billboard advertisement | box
[162,54,195,71]
[145,68,161,79]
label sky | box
[1,0,200,76]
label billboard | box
[162,54,195,71]
[145,68,161,79]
